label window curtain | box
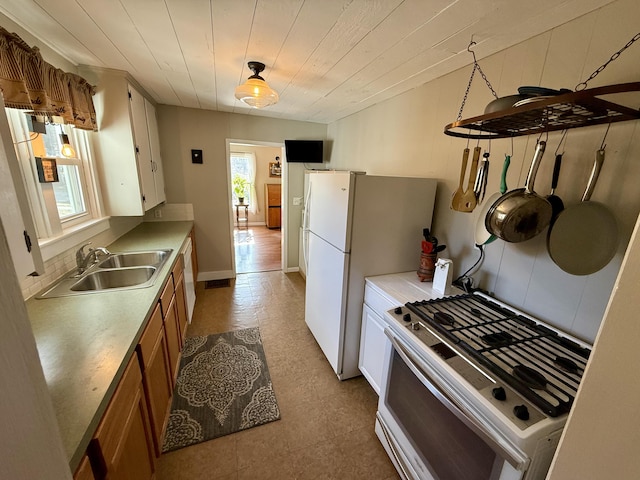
[247,152,259,215]
[0,27,97,131]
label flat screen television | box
[284,140,324,163]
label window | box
[5,109,103,241]
[230,151,257,213]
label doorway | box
[227,141,284,274]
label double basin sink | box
[37,249,173,299]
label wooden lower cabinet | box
[163,295,181,384]
[137,303,173,457]
[74,455,96,480]
[89,354,155,480]
[174,270,189,343]
[80,250,194,476]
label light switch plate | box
[191,149,203,164]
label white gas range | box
[376,290,592,480]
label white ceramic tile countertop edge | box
[25,221,193,472]
[365,271,464,307]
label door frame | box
[225,139,286,276]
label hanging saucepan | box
[474,154,510,246]
[485,141,553,243]
[547,149,618,275]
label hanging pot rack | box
[446,34,640,140]
[444,82,640,139]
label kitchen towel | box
[162,327,280,452]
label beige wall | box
[157,106,326,279]
[324,0,640,476]
[327,0,640,344]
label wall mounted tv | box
[284,140,324,163]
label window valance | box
[0,27,97,131]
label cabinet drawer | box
[159,275,174,318]
[74,455,95,480]
[364,284,400,316]
[137,305,163,370]
[171,254,184,278]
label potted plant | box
[232,174,248,204]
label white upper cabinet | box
[83,68,166,216]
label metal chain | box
[456,65,476,121]
[456,41,498,121]
[575,32,640,91]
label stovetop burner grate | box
[405,293,591,417]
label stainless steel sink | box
[70,267,157,291]
[36,249,173,299]
[97,250,171,269]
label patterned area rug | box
[162,327,280,453]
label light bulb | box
[59,133,76,158]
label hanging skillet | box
[485,141,553,243]
[547,149,618,275]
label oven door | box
[377,328,530,480]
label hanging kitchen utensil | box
[546,132,567,219]
[459,146,481,212]
[547,148,618,275]
[474,150,490,203]
[546,153,565,219]
[474,154,510,246]
[485,140,553,242]
[451,147,470,211]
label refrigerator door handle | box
[303,180,312,271]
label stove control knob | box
[411,322,420,331]
[513,405,530,421]
[402,313,411,322]
[394,307,403,315]
[491,387,506,401]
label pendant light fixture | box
[59,133,76,158]
[234,61,279,108]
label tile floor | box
[156,271,400,480]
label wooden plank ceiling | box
[0,0,616,124]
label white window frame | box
[5,109,108,260]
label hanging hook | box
[554,130,568,156]
[600,123,611,150]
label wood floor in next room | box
[156,272,400,480]
[234,226,281,274]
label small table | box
[235,204,249,228]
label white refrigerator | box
[303,171,437,379]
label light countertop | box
[25,221,193,472]
[365,271,464,305]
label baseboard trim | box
[197,270,234,282]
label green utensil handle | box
[500,155,511,194]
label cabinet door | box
[144,99,166,205]
[138,304,172,457]
[174,270,189,343]
[164,295,181,385]
[359,303,390,395]
[128,85,157,210]
[90,354,154,480]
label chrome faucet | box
[76,243,111,274]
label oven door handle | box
[385,329,530,471]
